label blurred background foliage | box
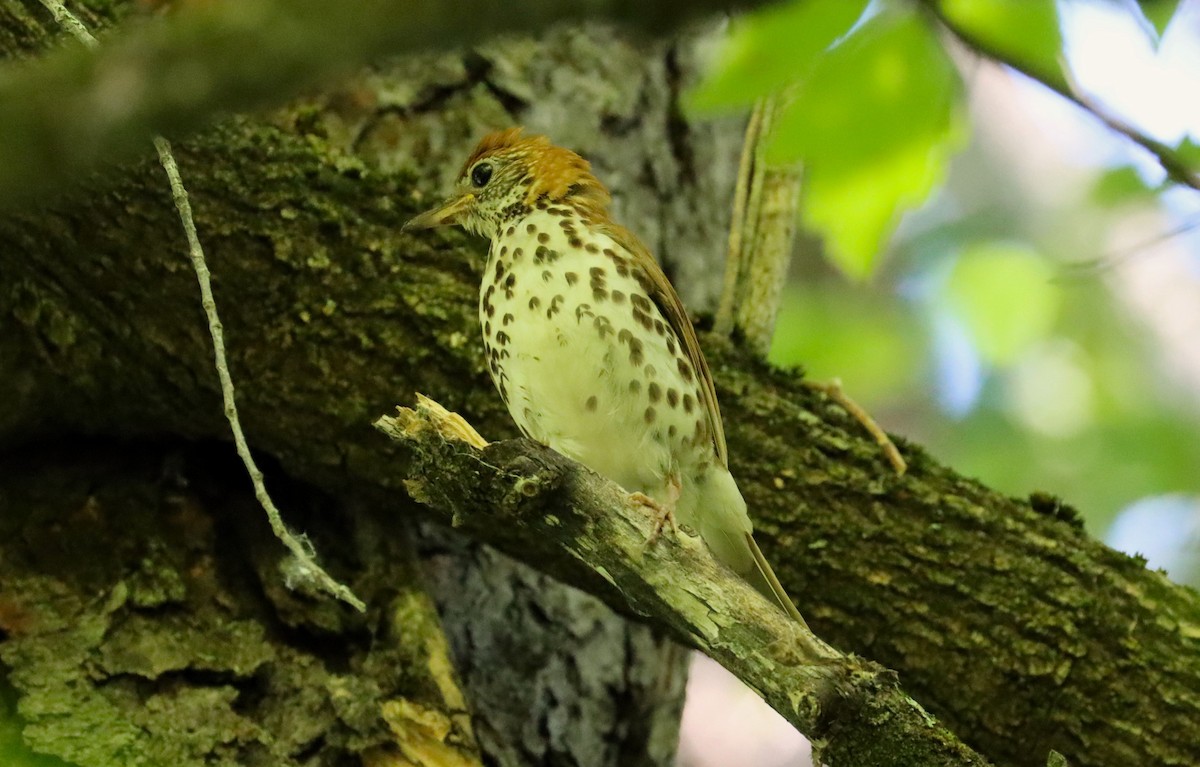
[690,0,1200,591]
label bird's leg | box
[629,475,681,543]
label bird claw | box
[628,491,677,543]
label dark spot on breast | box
[502,313,514,326]
[644,364,656,379]
[667,388,679,408]
[618,328,633,344]
[585,243,599,254]
[493,260,505,281]
[668,425,678,438]
[644,406,656,424]
[629,338,644,366]
[683,393,694,413]
[506,226,516,236]
[496,331,510,346]
[654,320,666,336]
[569,237,583,249]
[483,320,491,337]
[593,315,614,339]
[528,296,541,311]
[543,270,553,282]
[513,247,524,260]
[585,395,598,412]
[631,294,652,312]
[593,288,608,301]
[486,303,495,317]
[666,336,676,355]
[590,266,606,282]
[538,232,550,244]
[565,272,579,286]
[536,198,548,210]
[499,246,508,257]
[526,224,537,235]
[633,309,653,331]
[677,358,693,382]
[548,295,564,318]
[629,379,641,394]
[611,290,626,304]
[648,382,661,403]
[576,304,594,322]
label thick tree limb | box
[375,397,991,767]
[0,0,770,209]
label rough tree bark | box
[0,4,745,767]
[1,3,1198,767]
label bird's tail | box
[690,467,807,626]
[743,531,809,628]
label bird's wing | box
[601,223,728,466]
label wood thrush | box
[405,128,804,623]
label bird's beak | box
[403,193,475,232]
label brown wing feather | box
[600,223,728,466]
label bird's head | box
[404,128,610,240]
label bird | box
[404,128,805,624]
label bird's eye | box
[471,162,493,188]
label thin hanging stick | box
[38,0,364,611]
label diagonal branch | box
[917,0,1200,192]
[375,397,992,767]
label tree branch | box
[375,397,991,767]
[0,0,772,209]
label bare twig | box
[718,94,906,474]
[38,0,364,612]
[715,95,800,352]
[715,99,765,336]
[805,379,907,475]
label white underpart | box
[479,208,756,575]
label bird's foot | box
[628,492,677,543]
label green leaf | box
[1090,166,1155,208]
[944,242,1060,365]
[1138,0,1181,40]
[769,10,966,279]
[686,0,869,111]
[1175,136,1200,170]
[935,0,1067,91]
